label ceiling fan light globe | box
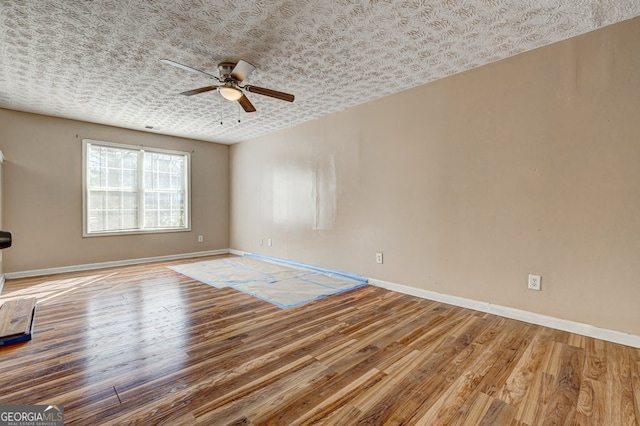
[219,86,243,101]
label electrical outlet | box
[528,274,541,291]
[267,238,272,247]
[376,252,383,264]
[198,235,204,243]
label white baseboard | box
[369,277,640,349]
[229,249,249,256]
[4,249,231,279]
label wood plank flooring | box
[0,255,638,425]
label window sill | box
[83,227,191,238]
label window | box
[82,139,190,236]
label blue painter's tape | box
[245,253,368,285]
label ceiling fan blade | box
[179,86,219,96]
[160,59,218,80]
[244,85,294,102]
[237,95,257,113]
[231,59,256,82]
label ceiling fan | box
[160,58,294,113]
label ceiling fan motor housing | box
[218,62,237,80]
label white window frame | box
[82,139,191,237]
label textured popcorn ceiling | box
[1,1,639,144]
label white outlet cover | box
[528,274,541,291]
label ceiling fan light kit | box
[219,86,243,101]
[161,58,294,113]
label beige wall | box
[230,18,640,335]
[0,110,229,272]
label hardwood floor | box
[0,255,638,425]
